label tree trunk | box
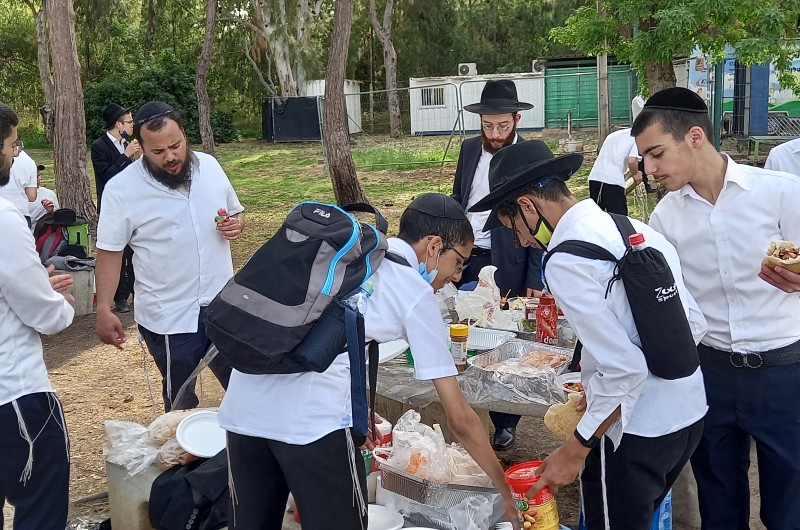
[250,0,299,97]
[31,3,55,142]
[145,0,156,52]
[196,0,217,157]
[46,0,97,227]
[324,0,365,206]
[368,0,401,137]
[645,60,677,95]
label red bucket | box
[505,461,559,530]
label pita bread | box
[544,393,585,439]
[762,240,800,274]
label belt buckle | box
[729,352,763,369]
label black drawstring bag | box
[543,213,700,380]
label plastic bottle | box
[450,324,469,373]
[536,294,558,345]
[629,232,646,250]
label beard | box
[143,149,198,190]
[481,122,517,154]
[0,154,11,187]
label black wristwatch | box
[574,429,600,449]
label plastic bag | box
[156,436,200,470]
[449,495,493,530]
[387,410,449,483]
[455,267,502,327]
[103,420,159,477]
[446,444,492,487]
[147,409,201,446]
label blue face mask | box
[418,252,441,285]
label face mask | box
[418,251,441,284]
[530,217,553,249]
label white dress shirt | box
[106,131,126,155]
[28,186,59,232]
[0,150,37,215]
[218,238,458,445]
[764,137,800,176]
[466,135,520,249]
[588,128,639,187]
[649,155,800,353]
[545,200,707,448]
[0,197,74,407]
[96,152,244,335]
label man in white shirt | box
[95,101,245,412]
[0,102,75,530]
[28,165,59,233]
[0,148,37,226]
[470,140,707,529]
[587,96,645,215]
[452,79,545,450]
[764,136,800,176]
[218,194,519,530]
[633,87,800,530]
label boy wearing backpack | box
[469,140,708,529]
[217,193,519,530]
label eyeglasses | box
[448,246,470,273]
[5,138,24,156]
[481,122,513,133]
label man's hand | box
[526,288,543,298]
[216,214,243,241]
[633,171,644,184]
[47,265,73,294]
[359,413,385,451]
[758,264,800,293]
[124,140,141,158]
[503,496,522,530]
[97,308,126,349]
[527,438,589,497]
[41,198,55,214]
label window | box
[421,87,445,107]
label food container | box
[373,448,498,509]
[556,372,583,396]
[467,327,516,352]
[505,461,560,530]
[467,340,571,404]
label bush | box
[211,109,236,143]
[84,53,236,145]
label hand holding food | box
[762,240,800,273]
[214,208,230,224]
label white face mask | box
[418,251,441,285]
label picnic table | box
[748,135,797,161]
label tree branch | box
[243,40,277,97]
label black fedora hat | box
[103,104,130,129]
[463,79,534,115]
[469,140,583,231]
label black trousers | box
[582,420,703,530]
[455,249,492,287]
[691,359,800,529]
[114,244,135,304]
[0,392,70,530]
[589,181,628,216]
[226,429,368,530]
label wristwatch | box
[574,428,600,449]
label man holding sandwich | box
[633,87,800,529]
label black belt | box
[697,340,800,369]
[470,247,491,257]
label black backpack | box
[542,213,700,380]
[204,201,408,437]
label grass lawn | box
[25,129,665,269]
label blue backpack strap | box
[345,305,369,437]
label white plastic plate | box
[377,339,409,364]
[175,410,226,458]
[468,327,516,351]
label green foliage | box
[550,0,800,94]
[84,53,236,144]
[211,109,237,143]
[352,146,458,171]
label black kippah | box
[134,101,177,126]
[407,193,467,220]
[644,87,708,114]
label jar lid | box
[450,324,469,337]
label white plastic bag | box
[448,495,493,530]
[455,266,502,327]
[387,410,449,482]
[446,444,492,487]
[103,420,159,477]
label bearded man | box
[451,80,545,451]
[95,101,245,412]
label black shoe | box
[492,427,516,451]
[114,300,130,313]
